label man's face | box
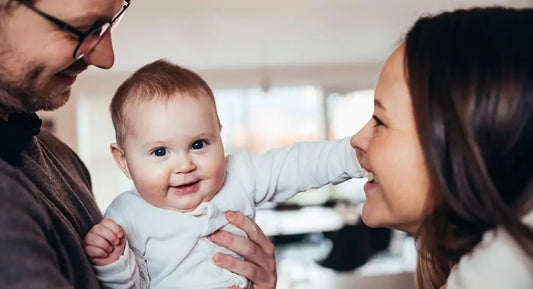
[0,0,125,113]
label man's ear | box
[110,143,132,179]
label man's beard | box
[0,63,71,114]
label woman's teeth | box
[367,172,375,183]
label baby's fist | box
[84,218,127,266]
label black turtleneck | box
[0,113,42,164]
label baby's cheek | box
[134,176,167,199]
[210,160,227,187]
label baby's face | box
[119,94,226,212]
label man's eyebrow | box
[374,99,386,112]
[65,12,113,28]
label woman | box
[350,7,533,289]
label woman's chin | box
[360,203,385,228]
[360,200,422,233]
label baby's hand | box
[84,218,127,266]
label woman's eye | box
[373,115,384,127]
[191,140,206,150]
[153,148,168,157]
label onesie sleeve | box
[92,196,150,289]
[93,241,149,289]
[237,137,365,205]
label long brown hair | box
[404,7,533,288]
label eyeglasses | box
[18,0,130,60]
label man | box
[0,1,275,288]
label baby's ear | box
[110,143,132,179]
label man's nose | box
[83,30,115,69]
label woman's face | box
[350,45,431,233]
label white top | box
[447,209,533,289]
[94,137,365,289]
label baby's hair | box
[110,59,220,146]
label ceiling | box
[106,0,531,73]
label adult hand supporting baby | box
[210,211,277,289]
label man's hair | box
[110,59,219,146]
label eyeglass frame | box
[16,0,131,59]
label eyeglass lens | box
[74,24,111,59]
[73,4,128,59]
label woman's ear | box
[110,143,132,179]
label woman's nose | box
[351,120,373,152]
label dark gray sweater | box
[0,115,103,289]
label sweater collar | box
[0,113,42,165]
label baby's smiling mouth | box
[170,180,200,195]
[174,180,199,189]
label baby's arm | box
[238,137,365,205]
[84,218,149,289]
[84,218,126,266]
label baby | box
[84,59,365,288]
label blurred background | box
[40,1,531,288]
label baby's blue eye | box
[191,140,206,150]
[153,148,167,157]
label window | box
[215,86,325,154]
